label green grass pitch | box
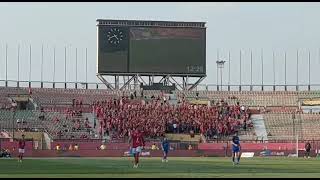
[0,157,319,178]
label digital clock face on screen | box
[106,28,124,45]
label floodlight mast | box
[216,60,226,91]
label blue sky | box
[1,2,320,90]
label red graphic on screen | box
[130,27,203,40]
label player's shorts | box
[163,149,169,154]
[18,148,25,154]
[232,146,240,153]
[306,149,311,152]
[131,146,142,154]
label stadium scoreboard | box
[97,19,206,76]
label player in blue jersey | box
[231,131,241,165]
[161,137,170,162]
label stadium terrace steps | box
[263,113,297,138]
[0,97,11,108]
[300,114,320,140]
[251,114,268,141]
[2,87,320,110]
[3,86,320,144]
[41,112,96,139]
[173,90,320,107]
[0,110,43,131]
[0,87,28,95]
[30,88,120,108]
[263,112,320,140]
[0,110,97,140]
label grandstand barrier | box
[7,149,316,158]
[2,139,317,157]
[198,143,305,151]
[0,139,34,150]
[50,141,191,151]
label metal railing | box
[2,79,320,91]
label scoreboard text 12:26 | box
[187,66,204,73]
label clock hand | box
[108,35,116,40]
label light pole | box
[239,50,242,91]
[228,51,231,91]
[29,44,32,88]
[53,46,56,88]
[216,49,219,91]
[296,49,299,91]
[75,48,78,89]
[41,44,44,88]
[216,60,226,91]
[86,48,88,89]
[284,52,287,91]
[250,50,253,91]
[64,46,67,89]
[308,50,311,91]
[5,44,8,87]
[273,51,275,91]
[17,44,20,88]
[261,49,264,91]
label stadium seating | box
[0,97,11,109]
[2,86,320,143]
[175,91,300,107]
[263,112,320,140]
[0,109,95,140]
[0,87,28,95]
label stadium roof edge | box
[96,19,206,24]
[96,19,206,28]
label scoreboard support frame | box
[96,73,206,91]
[96,74,115,90]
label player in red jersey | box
[128,127,145,168]
[18,134,26,163]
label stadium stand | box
[2,86,320,151]
[263,112,320,140]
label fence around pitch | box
[2,136,320,152]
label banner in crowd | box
[189,100,210,106]
[301,98,320,106]
[12,96,29,102]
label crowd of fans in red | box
[1,89,253,140]
[91,95,253,140]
